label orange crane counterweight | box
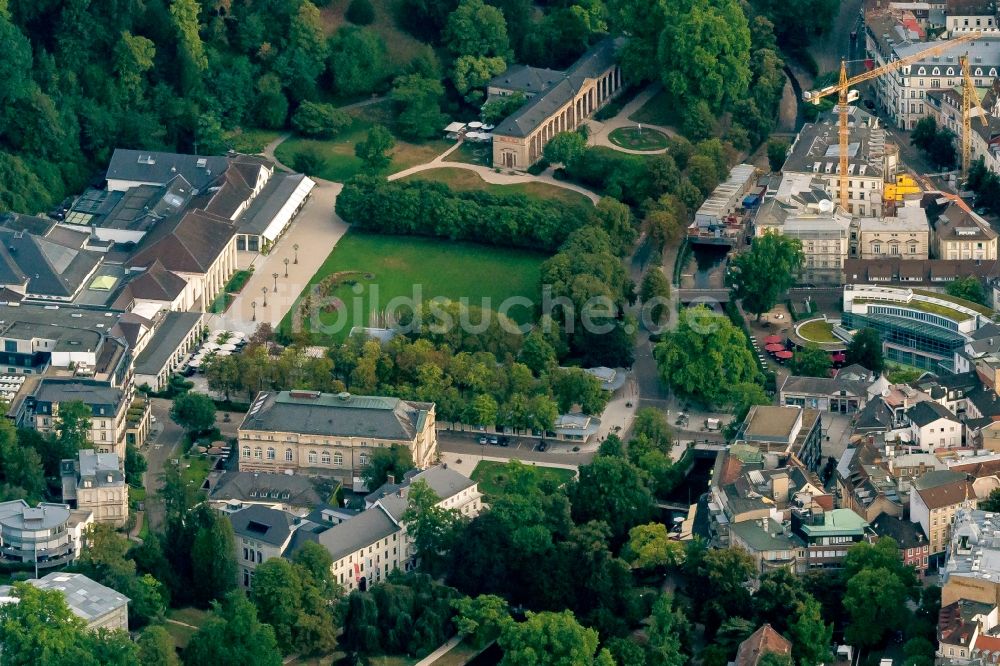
[803,31,982,213]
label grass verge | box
[400,167,594,208]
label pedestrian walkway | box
[388,141,602,203]
[586,84,676,155]
[203,180,348,335]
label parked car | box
[488,436,499,445]
[536,440,548,452]
[498,436,510,447]
[478,436,488,445]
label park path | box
[388,141,602,203]
[261,132,293,171]
[586,83,676,155]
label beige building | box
[490,38,623,170]
[238,390,437,482]
[934,203,999,260]
[32,379,140,460]
[853,204,930,260]
[779,107,896,217]
[230,465,481,592]
[61,449,129,527]
[910,470,978,555]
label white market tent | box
[444,121,466,133]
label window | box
[254,447,262,459]
[321,451,331,465]
[242,446,250,458]
[360,452,369,465]
[285,448,293,461]
[334,452,343,466]
[308,451,318,464]
[872,243,881,254]
[266,447,275,460]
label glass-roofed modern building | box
[841,285,997,372]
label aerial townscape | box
[21,0,1000,665]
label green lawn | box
[400,167,594,208]
[911,288,996,317]
[797,319,837,343]
[181,457,212,491]
[274,102,453,182]
[444,141,493,167]
[608,127,670,151]
[278,232,546,344]
[224,129,282,155]
[225,269,253,294]
[471,460,576,500]
[318,0,428,68]
[628,88,680,128]
[165,608,210,650]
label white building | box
[906,400,965,450]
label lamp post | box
[251,300,257,322]
[293,243,299,264]
[284,258,289,278]
[272,272,278,291]
[262,286,268,307]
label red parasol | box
[775,350,793,360]
[763,335,782,344]
[765,344,784,352]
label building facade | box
[490,39,623,169]
[853,206,931,260]
[910,470,978,555]
[0,501,92,569]
[237,391,437,483]
[61,450,128,527]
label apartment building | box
[237,390,437,483]
[910,470,978,556]
[33,380,132,459]
[779,107,896,216]
[60,449,129,526]
[934,204,999,260]
[229,504,300,589]
[853,205,931,260]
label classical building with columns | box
[490,38,624,170]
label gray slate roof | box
[494,38,622,138]
[0,500,71,530]
[239,173,308,236]
[781,107,887,179]
[34,379,123,410]
[209,471,325,508]
[0,228,100,298]
[133,311,202,376]
[490,65,566,95]
[906,400,959,426]
[228,504,298,547]
[294,500,401,562]
[240,391,433,441]
[364,464,476,506]
[106,149,230,192]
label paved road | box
[143,399,186,531]
[586,83,676,155]
[810,0,865,75]
[438,431,595,466]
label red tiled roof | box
[735,624,792,666]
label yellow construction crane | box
[960,53,988,179]
[804,31,982,213]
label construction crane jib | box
[803,30,982,213]
[961,52,988,179]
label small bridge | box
[676,288,730,304]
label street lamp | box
[262,286,268,307]
[272,272,278,291]
[251,300,257,322]
[293,243,299,264]
[283,258,289,278]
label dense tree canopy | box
[654,306,761,406]
[727,232,804,320]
